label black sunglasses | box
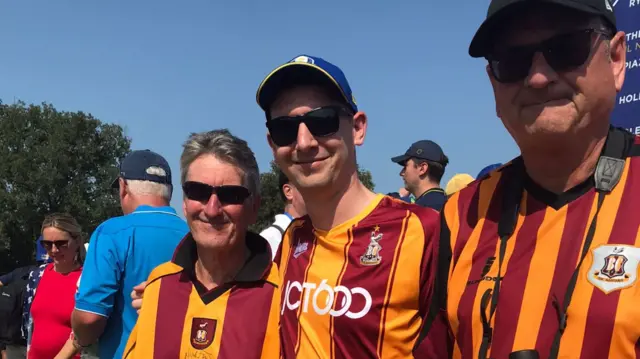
[182,181,251,205]
[266,106,353,147]
[488,29,611,83]
[41,240,69,250]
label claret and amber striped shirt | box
[122,232,280,359]
[275,194,445,358]
[440,127,640,359]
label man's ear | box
[352,111,368,146]
[182,198,188,219]
[119,178,127,201]
[419,161,430,177]
[609,31,626,92]
[282,183,294,202]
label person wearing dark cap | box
[391,140,449,211]
[423,0,638,358]
[71,150,188,359]
[253,54,447,358]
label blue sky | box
[0,0,521,213]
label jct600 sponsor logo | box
[281,280,373,319]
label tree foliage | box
[250,161,376,232]
[0,101,131,272]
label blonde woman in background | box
[26,213,85,359]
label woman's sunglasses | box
[266,106,353,147]
[40,240,70,250]
[488,28,611,83]
[182,181,251,205]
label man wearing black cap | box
[391,140,449,211]
[425,0,639,358]
[255,55,447,358]
[72,150,188,359]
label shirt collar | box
[133,205,177,215]
[172,231,273,284]
[417,187,445,199]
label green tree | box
[250,161,375,232]
[0,101,131,272]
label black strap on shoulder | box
[269,224,285,236]
[478,157,524,359]
[548,126,634,359]
[413,210,453,352]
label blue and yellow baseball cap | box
[256,55,358,114]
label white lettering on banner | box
[625,127,640,135]
[627,59,639,69]
[619,92,640,105]
[281,280,373,319]
[627,31,640,42]
[631,0,637,7]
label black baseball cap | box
[111,150,172,188]
[469,0,618,58]
[391,140,449,166]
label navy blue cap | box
[391,140,449,166]
[477,163,503,179]
[256,55,358,113]
[111,150,172,188]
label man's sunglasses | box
[41,240,69,250]
[488,29,611,83]
[266,106,353,147]
[182,181,251,205]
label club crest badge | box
[190,317,217,350]
[360,225,383,266]
[587,245,640,294]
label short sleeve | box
[74,224,126,317]
[0,271,14,285]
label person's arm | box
[0,269,16,287]
[53,334,81,359]
[71,225,122,346]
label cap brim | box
[256,63,349,112]
[391,155,410,164]
[469,0,609,58]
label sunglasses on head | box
[41,240,69,250]
[488,28,611,83]
[182,181,251,205]
[266,106,353,147]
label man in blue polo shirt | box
[71,150,188,359]
[391,140,449,211]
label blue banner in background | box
[611,0,640,133]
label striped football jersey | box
[123,232,280,359]
[276,194,445,358]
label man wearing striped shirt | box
[123,130,280,359]
[256,55,447,358]
[426,0,640,358]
